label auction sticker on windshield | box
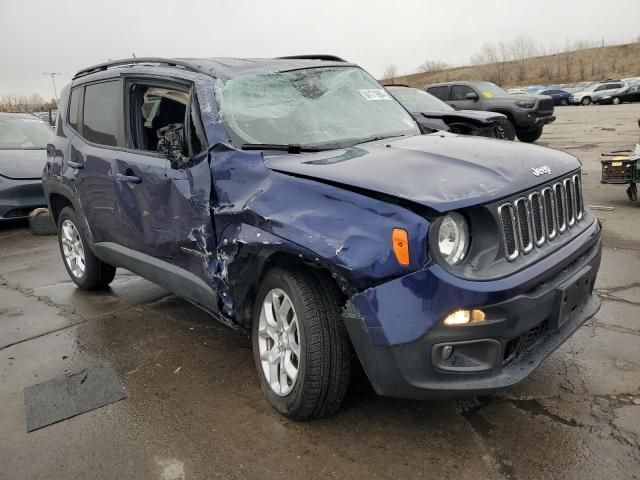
[359,89,392,101]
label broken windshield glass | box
[214,67,420,148]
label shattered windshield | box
[390,88,454,113]
[215,67,420,148]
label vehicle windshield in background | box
[476,81,508,98]
[391,88,454,113]
[215,66,420,148]
[0,117,53,149]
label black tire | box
[501,119,516,141]
[581,96,592,106]
[252,267,351,420]
[516,127,543,143]
[29,208,57,235]
[560,98,568,106]
[57,206,116,290]
[612,97,621,105]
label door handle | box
[115,173,142,184]
[450,103,457,109]
[67,160,84,169]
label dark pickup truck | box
[425,81,556,142]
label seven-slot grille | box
[498,173,584,261]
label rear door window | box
[82,81,122,147]
[427,86,449,101]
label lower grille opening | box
[503,320,550,365]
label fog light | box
[443,309,486,325]
[441,345,454,360]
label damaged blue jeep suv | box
[43,56,602,419]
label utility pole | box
[43,72,61,106]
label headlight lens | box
[437,212,469,265]
[515,99,535,108]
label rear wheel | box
[612,97,621,105]
[560,98,568,106]
[516,127,543,143]
[57,206,116,290]
[252,267,351,420]
[581,96,592,106]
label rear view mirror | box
[465,92,479,101]
[157,123,188,165]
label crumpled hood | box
[264,134,580,212]
[0,149,47,179]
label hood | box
[0,149,47,179]
[264,134,580,212]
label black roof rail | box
[72,57,208,80]
[277,54,347,62]
[382,83,412,88]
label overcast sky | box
[2,0,639,98]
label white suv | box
[569,82,624,105]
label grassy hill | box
[387,42,640,89]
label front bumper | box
[0,176,46,220]
[513,110,556,129]
[343,222,602,399]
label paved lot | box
[1,104,639,480]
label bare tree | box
[511,36,538,81]
[470,42,511,85]
[417,60,449,73]
[383,64,398,83]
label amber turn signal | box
[392,228,410,265]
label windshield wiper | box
[241,143,328,154]
[340,134,407,148]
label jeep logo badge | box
[531,166,552,176]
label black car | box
[595,84,640,105]
[386,85,508,139]
[0,113,52,220]
[425,81,556,142]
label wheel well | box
[49,193,73,225]
[229,249,347,330]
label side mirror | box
[157,123,188,165]
[465,92,479,101]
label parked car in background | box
[594,84,640,105]
[507,88,529,95]
[537,89,571,106]
[0,113,52,220]
[425,80,555,142]
[44,56,600,419]
[569,82,624,105]
[386,85,509,139]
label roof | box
[73,56,353,82]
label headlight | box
[437,212,469,265]
[515,100,535,108]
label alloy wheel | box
[61,219,86,278]
[257,288,301,396]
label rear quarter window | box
[68,88,81,132]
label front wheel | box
[57,206,116,290]
[560,98,568,106]
[612,97,621,105]
[581,97,592,106]
[252,267,351,420]
[500,119,516,140]
[516,127,543,143]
